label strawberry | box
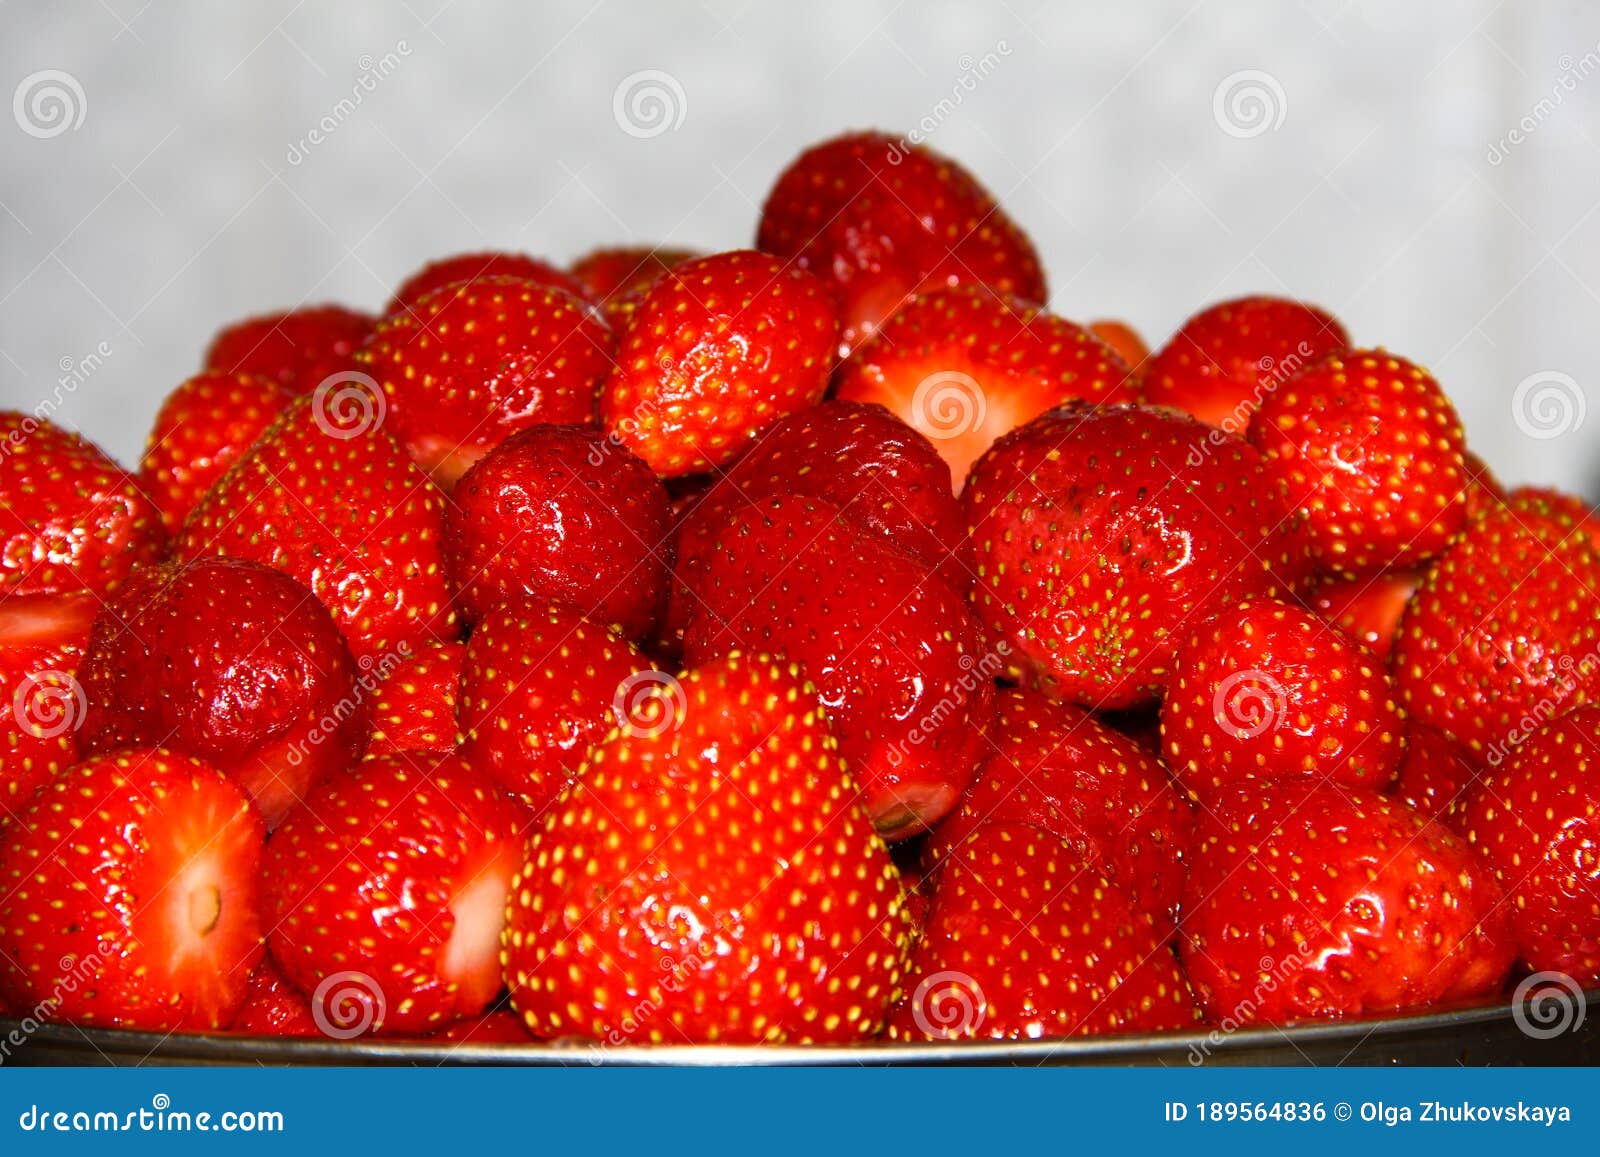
[1507,485,1600,551]
[926,687,1192,923]
[445,424,671,636]
[263,752,526,1036]
[833,285,1135,493]
[458,600,652,810]
[757,131,1047,355]
[1,412,165,598]
[664,399,969,651]
[569,245,699,327]
[1392,496,1600,758]
[1179,783,1514,1024]
[1457,706,1600,984]
[684,495,992,838]
[431,1009,536,1044]
[77,556,367,827]
[387,251,591,316]
[204,303,375,394]
[139,370,296,534]
[887,824,1200,1041]
[1088,319,1150,375]
[0,591,96,809]
[1248,349,1469,576]
[599,250,839,477]
[229,959,319,1038]
[358,276,614,487]
[1142,295,1348,430]
[175,389,455,664]
[0,747,264,1031]
[1160,598,1405,800]
[963,403,1310,710]
[502,652,911,1043]
[1389,722,1480,824]
[367,640,465,757]
[1462,450,1506,518]
[1300,568,1421,659]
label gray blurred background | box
[2,1,1598,492]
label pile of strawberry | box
[1,130,1597,1049]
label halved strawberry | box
[1180,783,1514,1024]
[834,285,1135,492]
[367,640,465,758]
[359,276,614,487]
[1142,295,1348,430]
[204,303,375,394]
[78,556,367,827]
[0,591,97,808]
[757,131,1047,355]
[1,412,166,598]
[175,389,455,664]
[0,747,264,1031]
[600,250,839,477]
[888,824,1200,1041]
[387,251,590,316]
[139,370,296,534]
[502,652,912,1043]
[263,752,526,1036]
[458,600,652,810]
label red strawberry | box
[664,400,969,651]
[263,752,526,1036]
[1508,486,1600,551]
[927,687,1192,923]
[1142,295,1348,430]
[0,747,264,1030]
[1301,568,1421,659]
[175,389,455,664]
[887,824,1200,1041]
[458,600,652,810]
[229,959,319,1038]
[1160,598,1405,800]
[684,495,992,838]
[1458,707,1600,984]
[1248,349,1469,576]
[757,131,1047,355]
[1,412,165,598]
[359,276,614,487]
[963,403,1310,710]
[0,591,96,807]
[388,251,591,316]
[1180,783,1514,1024]
[445,424,671,636]
[834,285,1135,492]
[599,250,839,477]
[431,1009,536,1044]
[1462,450,1506,519]
[367,640,465,757]
[569,245,699,327]
[139,370,296,534]
[1390,722,1480,824]
[502,653,912,1043]
[1392,497,1600,758]
[204,303,375,394]
[1088,319,1151,375]
[78,556,366,827]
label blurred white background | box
[2,0,1598,492]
